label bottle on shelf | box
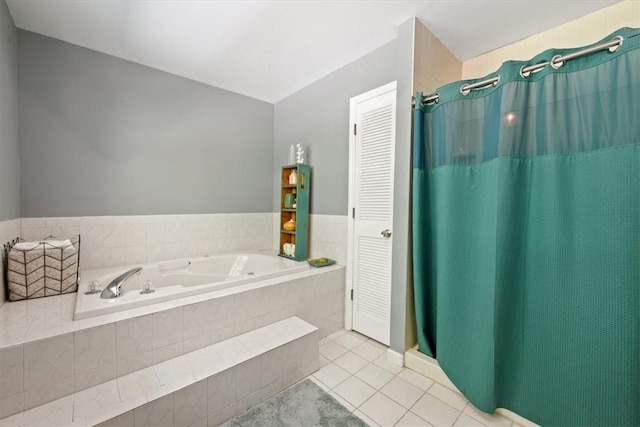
[283,220,296,231]
[288,145,296,165]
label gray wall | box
[0,0,19,221]
[18,30,274,217]
[274,31,416,355]
[273,40,398,215]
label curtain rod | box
[417,35,624,107]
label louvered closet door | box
[353,88,396,345]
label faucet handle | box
[85,280,102,295]
[140,280,155,295]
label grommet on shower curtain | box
[608,35,624,52]
[550,54,565,69]
[460,75,500,96]
[422,94,440,106]
[519,62,547,78]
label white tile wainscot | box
[272,213,348,266]
[20,213,274,271]
[0,219,22,305]
[0,264,345,419]
[0,317,319,427]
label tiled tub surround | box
[0,219,22,304]
[19,213,346,273]
[1,317,320,427]
[20,213,274,271]
[0,219,21,244]
[0,265,345,418]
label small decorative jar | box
[284,193,295,208]
[283,219,296,231]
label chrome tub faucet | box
[100,267,143,299]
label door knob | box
[381,229,392,238]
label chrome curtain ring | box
[550,54,564,69]
[609,35,623,53]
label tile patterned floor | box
[306,329,519,427]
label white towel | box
[13,239,72,250]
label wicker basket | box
[3,236,81,301]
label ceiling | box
[6,0,621,103]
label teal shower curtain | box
[412,28,640,426]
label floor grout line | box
[313,329,505,427]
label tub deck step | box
[0,317,320,427]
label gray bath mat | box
[221,379,368,427]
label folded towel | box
[44,239,73,248]
[13,239,73,251]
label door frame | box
[346,80,398,331]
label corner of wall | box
[399,18,463,353]
[0,0,21,306]
[461,0,639,80]
[389,16,416,354]
[413,19,463,94]
[0,0,21,223]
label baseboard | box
[495,408,538,427]
[404,348,539,427]
[386,348,404,367]
[404,348,459,392]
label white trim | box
[404,348,458,391]
[386,348,404,367]
[496,408,539,427]
[404,348,539,427]
[346,81,398,333]
[345,96,355,329]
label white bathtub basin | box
[74,253,308,319]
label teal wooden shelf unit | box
[278,164,310,261]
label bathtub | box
[74,253,308,319]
